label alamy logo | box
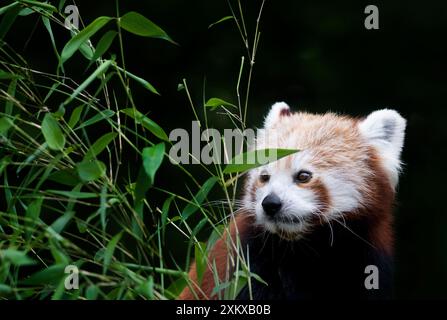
[64,5,79,30]
[64,265,79,290]
[168,121,282,165]
[364,264,379,289]
[364,5,379,30]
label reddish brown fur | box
[362,148,395,255]
[178,214,254,300]
[338,147,395,255]
[302,177,331,213]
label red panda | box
[179,102,406,300]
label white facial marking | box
[250,152,320,237]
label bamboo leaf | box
[75,109,115,130]
[63,59,113,105]
[18,0,57,12]
[121,108,168,141]
[205,97,237,110]
[46,190,99,199]
[181,177,218,220]
[142,142,165,186]
[90,30,117,62]
[76,160,106,182]
[195,242,207,285]
[0,249,37,266]
[0,117,13,135]
[119,11,176,45]
[84,132,118,161]
[67,105,84,128]
[61,16,112,64]
[223,149,300,173]
[103,232,123,274]
[115,66,159,95]
[21,264,65,285]
[208,16,234,29]
[42,113,65,151]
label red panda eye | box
[294,170,312,183]
[260,174,270,183]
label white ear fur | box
[358,109,406,187]
[264,102,291,128]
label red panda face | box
[243,102,406,240]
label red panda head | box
[243,102,406,240]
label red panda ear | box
[264,102,291,128]
[359,109,407,187]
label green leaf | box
[208,16,234,29]
[42,16,62,65]
[61,16,112,64]
[121,108,168,141]
[46,190,99,199]
[119,11,176,45]
[115,66,159,95]
[142,143,165,185]
[0,2,20,16]
[5,78,17,115]
[84,132,118,161]
[181,177,218,220]
[211,280,232,297]
[0,117,13,135]
[98,184,108,232]
[166,277,187,299]
[103,232,123,274]
[229,274,249,299]
[195,242,207,285]
[48,169,80,186]
[136,276,154,300]
[25,197,43,239]
[134,166,151,209]
[49,239,70,265]
[161,195,174,239]
[64,59,113,105]
[0,249,36,266]
[85,285,100,300]
[90,30,117,62]
[0,155,12,177]
[75,109,115,130]
[50,210,75,234]
[0,70,22,80]
[247,272,268,286]
[76,160,106,182]
[78,38,94,60]
[18,0,57,12]
[22,264,65,285]
[0,284,12,295]
[206,224,225,251]
[205,97,236,110]
[16,142,48,174]
[0,4,20,40]
[68,105,84,128]
[42,113,66,151]
[223,148,300,174]
[19,7,34,16]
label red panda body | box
[235,209,393,299]
[180,103,406,300]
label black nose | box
[262,193,282,217]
